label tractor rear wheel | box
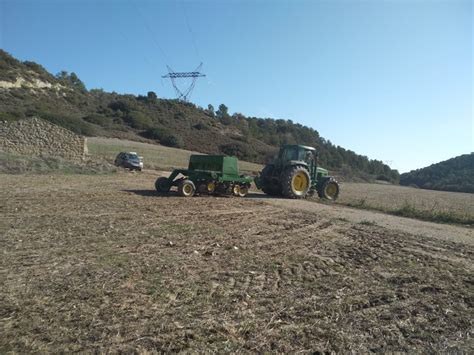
[318,178,340,201]
[155,177,171,193]
[281,166,311,199]
[260,164,281,196]
[178,180,196,197]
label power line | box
[180,0,201,62]
[132,0,170,64]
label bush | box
[142,127,166,140]
[142,127,183,148]
[219,142,256,160]
[0,112,23,122]
[376,175,390,182]
[83,114,114,128]
[160,134,183,148]
[193,123,209,130]
[219,115,233,126]
[126,111,153,129]
[37,112,97,136]
[108,100,132,113]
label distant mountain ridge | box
[0,49,399,182]
[400,154,474,193]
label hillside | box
[400,153,474,193]
[0,49,399,182]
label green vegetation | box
[55,71,87,92]
[0,49,398,182]
[142,127,183,148]
[400,154,474,193]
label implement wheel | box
[155,177,171,193]
[178,180,196,197]
[232,185,241,196]
[281,166,311,199]
[207,181,216,194]
[318,178,340,201]
[238,186,249,197]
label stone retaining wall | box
[0,117,87,160]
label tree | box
[216,104,232,125]
[207,104,215,117]
[147,91,158,100]
[216,104,229,119]
[55,71,87,92]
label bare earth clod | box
[1,172,473,352]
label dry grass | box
[87,137,262,174]
[1,173,473,352]
[0,151,116,175]
[337,183,474,225]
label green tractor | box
[255,144,340,200]
[155,154,254,197]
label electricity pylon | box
[162,63,206,102]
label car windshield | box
[126,154,139,161]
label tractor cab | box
[277,145,318,183]
[278,145,316,165]
[257,144,340,200]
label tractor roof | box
[282,144,316,151]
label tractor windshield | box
[281,147,308,162]
[281,147,297,161]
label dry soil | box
[1,171,473,352]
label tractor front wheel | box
[155,177,171,193]
[281,166,311,199]
[178,179,196,197]
[318,178,340,201]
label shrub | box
[219,142,256,160]
[142,127,183,148]
[37,112,97,136]
[193,123,209,130]
[108,100,131,113]
[160,134,183,148]
[126,111,153,129]
[83,114,114,128]
[0,112,23,122]
[376,175,390,182]
[142,127,166,140]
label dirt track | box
[262,198,474,246]
[1,172,473,352]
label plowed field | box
[1,172,472,352]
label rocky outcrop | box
[0,117,87,161]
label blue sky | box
[1,0,472,172]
